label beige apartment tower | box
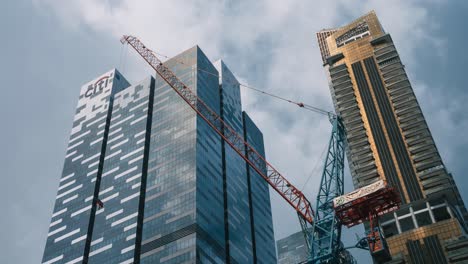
[317,11,468,263]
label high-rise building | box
[276,231,309,264]
[41,69,131,264]
[317,11,468,263]
[42,46,276,264]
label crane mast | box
[120,35,315,224]
[299,117,350,263]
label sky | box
[1,0,468,263]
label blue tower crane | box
[299,115,401,263]
[298,116,355,263]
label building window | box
[415,211,432,227]
[432,206,451,222]
[412,202,427,212]
[399,217,415,232]
[397,207,411,218]
[382,221,399,238]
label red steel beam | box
[121,35,314,224]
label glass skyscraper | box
[317,11,468,263]
[276,231,309,264]
[42,46,276,264]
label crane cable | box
[119,44,124,70]
[301,141,329,191]
[119,43,129,74]
[144,49,335,117]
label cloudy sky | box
[2,0,468,263]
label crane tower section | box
[299,117,352,264]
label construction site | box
[40,10,468,264]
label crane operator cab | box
[367,226,391,262]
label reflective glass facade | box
[243,113,277,264]
[215,60,254,264]
[276,230,308,264]
[43,46,276,264]
[89,77,154,264]
[42,69,131,264]
[140,47,226,263]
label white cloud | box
[34,0,224,58]
[412,81,468,167]
[34,0,450,260]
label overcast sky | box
[1,0,468,263]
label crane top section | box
[120,35,315,224]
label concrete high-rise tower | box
[42,46,276,264]
[317,11,468,263]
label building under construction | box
[317,11,468,263]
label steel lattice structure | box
[120,35,315,224]
[299,117,350,264]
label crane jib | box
[121,35,315,224]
